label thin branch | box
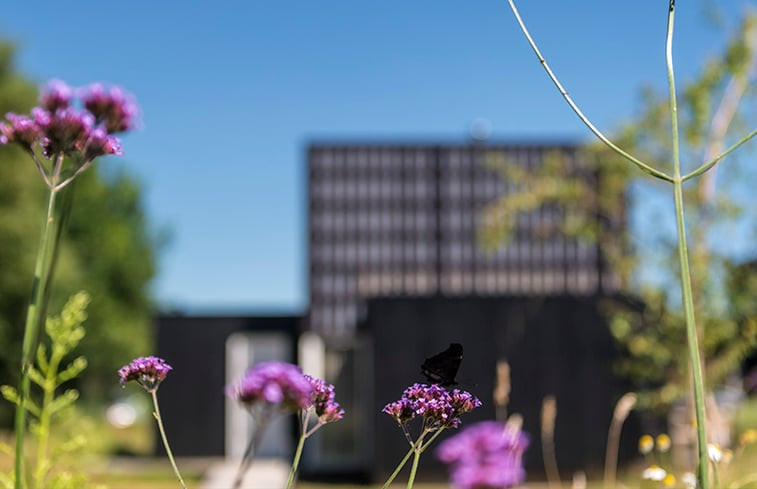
[683,129,757,182]
[694,18,757,190]
[28,151,52,188]
[54,159,95,191]
[505,0,674,182]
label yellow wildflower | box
[656,433,671,453]
[639,434,654,455]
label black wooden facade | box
[155,315,300,456]
[361,295,641,480]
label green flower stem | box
[381,427,446,489]
[151,390,187,489]
[418,427,445,452]
[682,128,757,182]
[14,185,61,489]
[505,0,673,183]
[665,2,708,488]
[285,410,312,489]
[381,447,414,489]
[32,345,65,489]
[506,1,717,488]
[405,448,421,489]
[711,460,720,489]
[285,431,307,489]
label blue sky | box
[1,1,753,312]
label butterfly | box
[421,343,463,386]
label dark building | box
[307,143,619,343]
[364,295,638,480]
[304,142,633,479]
[155,142,634,479]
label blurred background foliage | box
[481,12,757,411]
[0,41,161,427]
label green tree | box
[482,12,757,410]
[0,42,159,425]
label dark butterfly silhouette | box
[421,343,463,386]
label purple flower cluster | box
[227,362,313,412]
[0,79,136,161]
[82,83,139,134]
[304,374,345,423]
[437,421,529,489]
[118,356,172,392]
[383,383,481,430]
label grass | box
[3,396,757,488]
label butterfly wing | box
[421,343,463,386]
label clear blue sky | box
[1,1,752,312]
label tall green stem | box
[382,427,446,489]
[382,447,414,489]
[32,347,64,489]
[285,431,307,489]
[151,390,187,489]
[14,186,60,489]
[505,0,673,182]
[665,2,709,488]
[405,449,421,489]
[506,1,721,487]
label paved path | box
[200,458,290,489]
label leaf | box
[49,389,79,415]
[0,385,19,406]
[28,366,46,389]
[24,398,40,418]
[36,343,50,373]
[57,357,87,384]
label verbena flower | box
[80,83,139,134]
[40,79,74,111]
[0,113,41,150]
[84,127,123,160]
[0,79,133,172]
[304,374,344,424]
[382,383,480,431]
[437,421,529,489]
[118,356,172,392]
[37,107,94,158]
[226,361,312,412]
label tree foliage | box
[0,42,159,425]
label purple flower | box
[80,83,139,134]
[437,421,529,489]
[36,107,94,158]
[1,79,137,168]
[40,79,73,111]
[0,113,42,150]
[383,398,416,424]
[84,127,123,160]
[118,356,172,392]
[383,383,481,431]
[304,375,345,423]
[227,362,313,412]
